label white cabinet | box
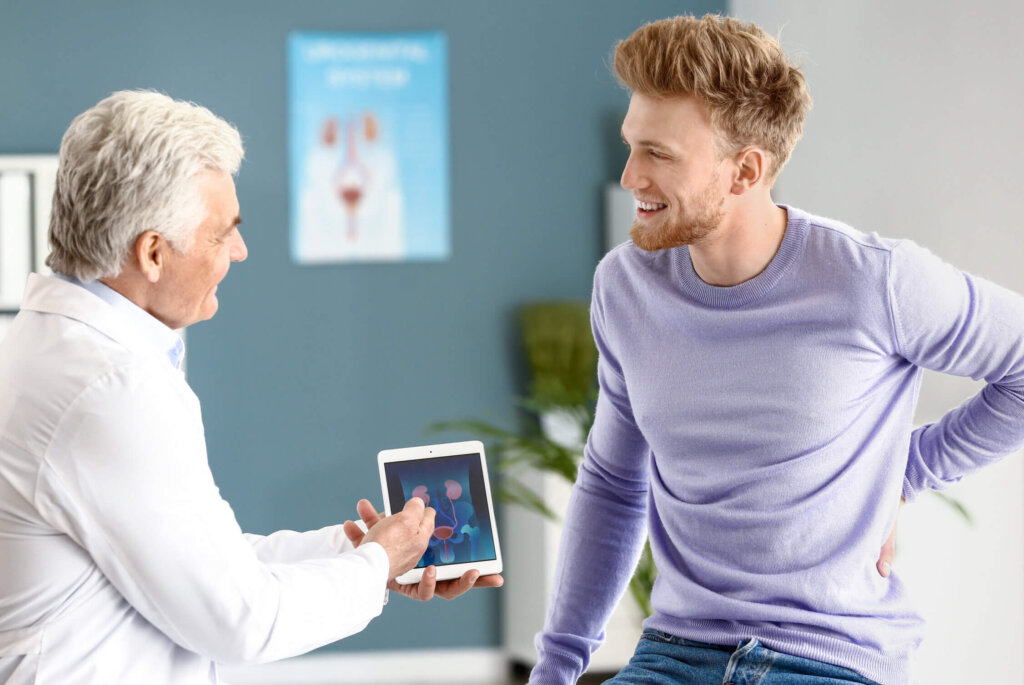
[0,156,58,333]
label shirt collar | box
[56,274,185,370]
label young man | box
[0,91,497,684]
[531,15,1024,685]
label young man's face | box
[620,93,730,251]
[151,169,247,329]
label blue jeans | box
[604,630,880,684]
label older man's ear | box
[134,230,167,283]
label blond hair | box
[614,14,811,179]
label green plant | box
[519,302,597,410]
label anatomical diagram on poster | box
[288,32,450,263]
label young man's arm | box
[530,268,652,684]
[891,241,1024,501]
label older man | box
[0,91,497,684]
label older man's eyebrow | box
[220,216,242,236]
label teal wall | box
[0,0,721,651]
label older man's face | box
[153,170,247,329]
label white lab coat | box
[0,274,389,684]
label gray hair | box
[46,90,244,281]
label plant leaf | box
[930,490,974,526]
[427,419,518,441]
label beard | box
[629,178,725,252]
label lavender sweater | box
[531,206,1024,685]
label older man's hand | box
[344,499,504,600]
[356,498,434,582]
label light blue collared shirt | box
[56,275,185,370]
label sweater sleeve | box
[529,265,651,684]
[889,240,1024,502]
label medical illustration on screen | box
[383,454,496,568]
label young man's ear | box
[729,147,771,194]
[133,231,166,283]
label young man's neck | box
[689,197,788,287]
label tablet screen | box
[382,452,497,568]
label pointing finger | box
[419,506,437,537]
[403,497,425,515]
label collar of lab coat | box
[20,273,177,368]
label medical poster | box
[288,32,450,263]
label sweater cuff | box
[901,426,933,504]
[900,474,917,504]
[528,648,585,685]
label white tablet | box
[378,440,503,585]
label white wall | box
[727,2,1024,683]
